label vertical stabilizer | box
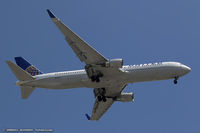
[15,57,42,76]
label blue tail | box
[14,57,42,76]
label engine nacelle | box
[105,58,123,68]
[115,92,134,102]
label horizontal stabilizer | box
[21,86,35,99]
[6,61,33,81]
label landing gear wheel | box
[91,76,100,82]
[91,76,96,82]
[174,77,178,84]
[174,80,177,84]
[102,96,107,102]
[96,78,100,82]
[97,95,102,102]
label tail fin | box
[15,57,42,76]
[6,60,35,99]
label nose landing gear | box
[174,80,177,84]
[174,77,178,84]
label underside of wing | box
[47,9,108,65]
[86,84,128,121]
[90,98,114,121]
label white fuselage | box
[17,62,191,90]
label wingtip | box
[14,56,22,60]
[46,9,56,18]
[85,113,91,120]
[5,60,11,64]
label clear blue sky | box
[0,0,199,132]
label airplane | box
[6,9,191,121]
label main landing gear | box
[95,88,107,102]
[85,65,103,83]
[97,95,107,102]
[91,73,103,83]
[91,76,100,82]
[174,77,178,84]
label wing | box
[47,9,108,65]
[86,84,127,121]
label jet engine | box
[115,92,134,102]
[105,58,123,68]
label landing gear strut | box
[174,77,178,84]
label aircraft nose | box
[182,65,191,74]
